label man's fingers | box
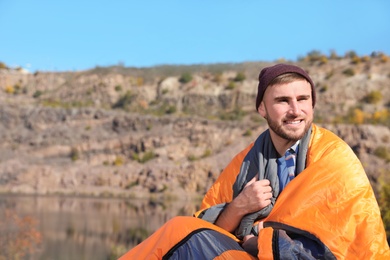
[243,234,255,243]
[245,175,258,187]
[258,178,271,186]
[258,221,264,230]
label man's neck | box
[269,132,300,157]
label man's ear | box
[258,102,266,118]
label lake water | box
[0,194,200,260]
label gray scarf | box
[234,126,312,239]
[197,126,312,240]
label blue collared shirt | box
[277,141,299,192]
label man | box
[120,64,390,259]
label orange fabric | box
[257,227,274,260]
[195,124,389,259]
[119,216,250,260]
[257,125,390,259]
[121,124,389,259]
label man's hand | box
[215,176,272,232]
[234,176,273,214]
[242,222,264,257]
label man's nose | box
[289,101,300,115]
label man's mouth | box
[284,119,302,125]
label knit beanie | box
[255,64,316,110]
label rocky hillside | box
[0,55,389,199]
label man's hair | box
[268,72,309,87]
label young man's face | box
[258,79,314,147]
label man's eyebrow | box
[274,96,290,101]
[274,94,311,100]
[297,94,311,99]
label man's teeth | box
[286,120,300,124]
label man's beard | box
[266,116,312,142]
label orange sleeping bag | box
[256,125,390,259]
[120,124,390,259]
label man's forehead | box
[267,80,312,94]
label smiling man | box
[120,64,390,259]
[213,64,317,236]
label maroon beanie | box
[255,64,316,110]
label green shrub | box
[13,83,22,94]
[140,151,156,163]
[342,68,355,77]
[108,245,128,260]
[187,154,198,161]
[219,107,246,121]
[103,161,110,166]
[379,182,390,239]
[361,55,370,62]
[5,85,14,94]
[319,85,328,93]
[233,72,246,82]
[345,50,358,59]
[179,73,193,84]
[114,85,122,92]
[329,50,339,60]
[351,56,361,64]
[0,62,7,69]
[125,181,138,189]
[372,109,390,125]
[165,105,177,114]
[225,82,236,90]
[70,147,79,161]
[306,50,323,62]
[33,90,43,98]
[213,73,223,83]
[363,91,382,104]
[319,55,328,65]
[374,147,390,162]
[113,156,124,166]
[243,129,252,136]
[347,108,366,124]
[201,149,212,158]
[131,153,140,162]
[379,54,389,63]
[112,91,135,109]
[132,151,157,163]
[151,103,177,116]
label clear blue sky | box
[1,0,389,72]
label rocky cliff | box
[0,56,389,199]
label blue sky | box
[1,1,389,72]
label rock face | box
[0,106,258,198]
[0,58,389,199]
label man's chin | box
[282,128,307,142]
[268,118,311,142]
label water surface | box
[0,194,199,260]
